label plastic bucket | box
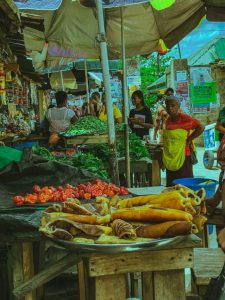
[14,141,38,151]
[172,177,218,198]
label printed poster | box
[176,71,187,82]
[190,82,217,104]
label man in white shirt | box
[46,91,78,144]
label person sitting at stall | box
[81,102,89,116]
[129,90,153,139]
[164,87,174,97]
[163,96,204,187]
[89,92,101,117]
[98,92,122,124]
[46,91,78,145]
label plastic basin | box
[14,141,38,151]
[172,177,218,198]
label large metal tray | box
[51,235,186,254]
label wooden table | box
[63,133,124,146]
[64,134,109,145]
[78,234,201,300]
[64,134,162,186]
[0,134,48,147]
[2,233,201,300]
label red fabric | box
[165,113,200,155]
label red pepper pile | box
[13,179,128,206]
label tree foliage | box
[139,54,173,108]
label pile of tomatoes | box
[13,179,128,206]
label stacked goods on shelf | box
[0,63,6,105]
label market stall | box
[0,155,207,299]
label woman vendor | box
[129,90,153,139]
[98,92,122,124]
[46,91,78,145]
[163,96,204,187]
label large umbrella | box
[13,0,225,185]
[15,0,208,70]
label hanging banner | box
[190,82,217,104]
[176,81,189,97]
[175,69,190,114]
[176,71,187,82]
[190,67,213,86]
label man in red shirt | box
[163,96,205,186]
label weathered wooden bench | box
[191,248,225,298]
[118,157,161,188]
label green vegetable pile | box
[67,152,108,179]
[89,133,149,162]
[32,146,55,160]
[32,146,108,179]
[117,133,149,161]
[61,116,124,137]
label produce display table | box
[63,133,121,146]
[63,134,108,145]
[1,233,201,300]
[0,134,48,146]
[63,134,162,186]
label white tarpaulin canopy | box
[15,0,212,71]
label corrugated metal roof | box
[148,37,225,91]
[148,74,166,89]
[188,37,225,65]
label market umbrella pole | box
[121,7,131,188]
[60,71,65,91]
[84,59,90,113]
[96,0,119,185]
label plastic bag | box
[0,146,22,169]
[204,263,225,300]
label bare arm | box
[218,227,225,251]
[115,117,122,124]
[216,121,225,135]
[71,114,79,124]
[153,119,161,140]
[139,121,153,129]
[187,124,205,145]
[129,118,153,129]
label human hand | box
[129,118,141,125]
[218,228,225,251]
[186,137,192,146]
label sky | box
[168,19,225,59]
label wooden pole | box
[96,0,119,185]
[84,59,90,113]
[120,7,131,188]
[60,70,65,91]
